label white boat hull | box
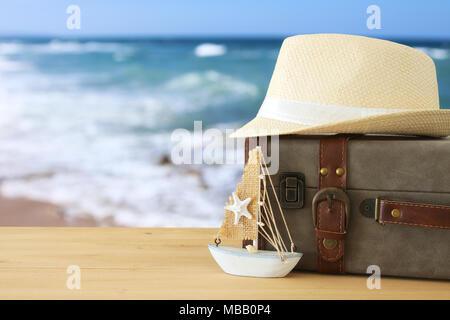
[208,244,302,278]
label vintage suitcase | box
[245,135,450,279]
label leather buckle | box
[312,187,350,231]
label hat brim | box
[230,109,450,138]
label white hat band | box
[257,98,407,126]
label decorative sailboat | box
[208,147,302,278]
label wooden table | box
[0,227,448,299]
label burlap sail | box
[218,148,260,241]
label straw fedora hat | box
[231,34,450,138]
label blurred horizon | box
[1,35,450,42]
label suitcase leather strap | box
[361,198,450,230]
[313,137,349,274]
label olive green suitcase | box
[245,135,450,279]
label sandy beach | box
[0,195,116,227]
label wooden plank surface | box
[0,227,448,299]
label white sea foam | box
[0,56,30,72]
[0,58,246,227]
[162,70,258,110]
[0,40,135,56]
[0,130,242,227]
[194,43,227,57]
[0,42,25,55]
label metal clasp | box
[359,197,381,222]
[312,187,350,230]
[279,172,305,209]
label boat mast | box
[254,146,262,248]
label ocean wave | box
[415,47,449,60]
[0,71,256,135]
[194,43,227,57]
[0,40,135,55]
[0,42,24,55]
[44,40,134,54]
[162,70,258,110]
[0,56,30,72]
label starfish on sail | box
[224,192,252,225]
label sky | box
[0,0,449,39]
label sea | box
[0,37,449,227]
